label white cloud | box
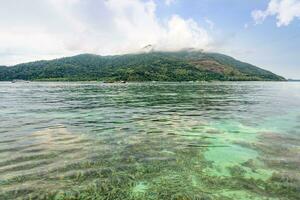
[158,15,212,51]
[0,0,212,65]
[205,18,215,30]
[165,0,176,6]
[252,0,300,27]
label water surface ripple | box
[0,82,299,199]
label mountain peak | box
[141,44,155,53]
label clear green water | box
[0,82,299,200]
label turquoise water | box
[0,82,299,199]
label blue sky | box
[0,0,299,78]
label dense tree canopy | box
[0,51,285,81]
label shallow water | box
[0,82,299,200]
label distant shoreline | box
[0,80,288,83]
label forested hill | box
[0,50,285,81]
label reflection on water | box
[0,82,299,199]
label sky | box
[0,0,299,79]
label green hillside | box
[0,50,285,81]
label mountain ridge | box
[0,50,285,81]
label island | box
[0,50,285,81]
